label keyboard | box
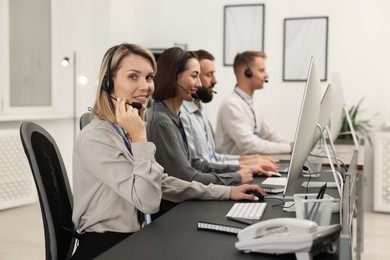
[278,166,289,174]
[226,202,267,225]
[301,181,337,188]
[261,177,287,194]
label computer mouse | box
[246,190,265,202]
[268,171,282,177]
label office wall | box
[109,0,390,142]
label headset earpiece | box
[244,68,253,78]
[102,73,113,93]
[175,49,185,77]
[102,53,114,93]
[240,52,252,78]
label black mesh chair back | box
[20,122,76,260]
[79,112,91,130]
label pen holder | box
[294,194,334,226]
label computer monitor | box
[310,81,343,174]
[329,72,345,142]
[328,72,359,149]
[312,82,333,149]
[283,56,321,196]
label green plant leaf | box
[336,96,377,146]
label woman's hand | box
[240,154,277,167]
[240,163,278,177]
[230,184,266,201]
[240,154,279,176]
[237,168,254,183]
[115,98,147,142]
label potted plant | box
[336,97,376,145]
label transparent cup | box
[294,193,334,226]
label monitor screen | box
[283,56,321,196]
[329,72,345,142]
[312,82,334,148]
[330,72,359,148]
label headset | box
[102,50,115,94]
[244,68,253,78]
[244,67,253,78]
[238,53,253,78]
[101,46,143,109]
[175,49,185,77]
[175,50,199,99]
[240,53,253,78]
[240,52,268,83]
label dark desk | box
[97,173,341,260]
[269,144,364,171]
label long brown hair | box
[153,47,198,100]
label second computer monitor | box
[329,72,345,142]
[330,72,359,149]
[283,56,321,196]
[312,82,334,148]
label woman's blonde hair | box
[92,43,157,122]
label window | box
[1,0,51,113]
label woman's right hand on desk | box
[230,184,266,201]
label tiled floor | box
[0,202,389,259]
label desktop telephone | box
[235,218,341,260]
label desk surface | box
[97,174,340,260]
[333,144,364,170]
[269,144,364,171]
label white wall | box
[52,0,111,115]
[109,0,390,141]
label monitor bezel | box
[283,56,322,196]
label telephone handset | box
[235,218,341,260]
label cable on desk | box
[305,168,313,194]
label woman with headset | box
[145,48,272,217]
[71,43,265,259]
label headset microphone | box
[127,102,143,109]
[212,90,217,94]
[249,73,269,83]
[249,74,269,83]
[110,96,142,109]
[177,84,199,99]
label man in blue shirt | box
[180,50,278,174]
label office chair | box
[20,122,76,260]
[79,112,91,130]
